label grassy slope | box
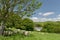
[0,31,60,40]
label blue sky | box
[31,0,60,22]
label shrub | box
[41,22,60,33]
[21,18,34,31]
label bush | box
[41,22,60,33]
[21,18,34,31]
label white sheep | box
[23,31,31,36]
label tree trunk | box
[0,21,5,35]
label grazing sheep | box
[23,31,31,36]
[17,29,20,32]
[13,30,17,34]
[8,31,13,35]
[20,30,30,36]
[3,31,13,36]
[20,30,25,34]
[13,29,20,34]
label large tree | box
[0,0,42,35]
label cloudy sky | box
[30,0,60,22]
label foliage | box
[21,18,34,31]
[5,13,22,29]
[0,0,42,35]
[5,18,34,31]
[0,0,42,22]
[35,21,60,33]
[34,23,42,27]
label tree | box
[0,0,42,35]
[5,13,22,28]
[21,18,34,31]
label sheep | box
[23,31,29,36]
[3,31,13,36]
[13,29,20,34]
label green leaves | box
[0,0,42,19]
[21,18,34,31]
[5,14,22,28]
[0,0,42,31]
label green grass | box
[0,31,60,40]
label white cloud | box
[43,12,54,16]
[30,12,60,22]
[31,17,38,19]
[58,14,60,16]
[39,18,53,22]
[38,13,42,15]
[39,18,47,22]
[30,17,60,22]
[30,17,40,22]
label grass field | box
[0,31,60,40]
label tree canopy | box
[0,0,42,35]
[0,0,42,20]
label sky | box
[30,0,60,22]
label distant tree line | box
[35,21,60,33]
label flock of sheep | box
[3,29,31,36]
